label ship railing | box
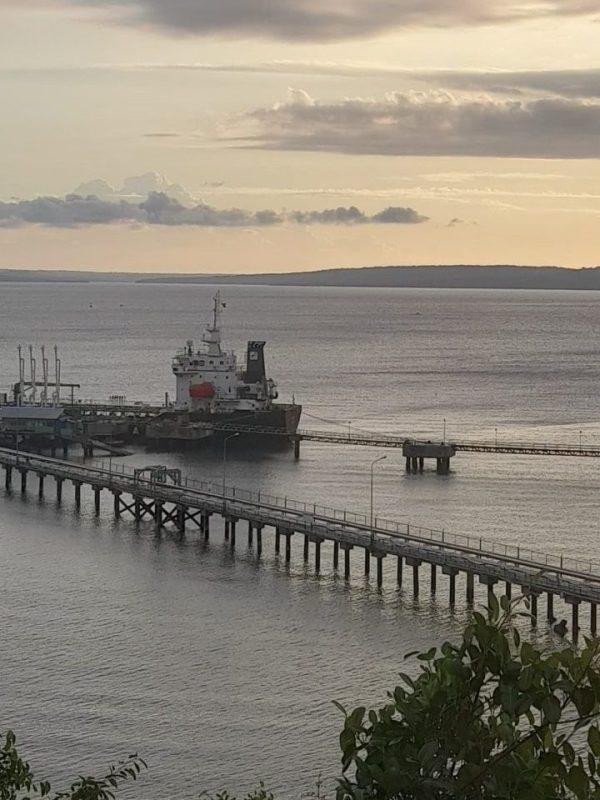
[86,457,600,579]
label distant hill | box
[139,265,600,290]
[3,265,600,290]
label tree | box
[336,595,600,799]
[0,730,146,800]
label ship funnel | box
[245,341,266,384]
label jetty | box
[1,445,598,635]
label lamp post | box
[370,455,387,547]
[223,432,240,507]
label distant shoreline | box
[2,264,600,290]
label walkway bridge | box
[186,421,600,468]
[0,446,598,634]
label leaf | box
[590,726,600,757]
[542,695,561,725]
[567,764,590,799]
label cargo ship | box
[145,292,302,444]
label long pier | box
[1,446,598,635]
[172,420,600,468]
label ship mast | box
[202,291,225,356]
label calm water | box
[2,284,600,798]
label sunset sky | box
[1,0,599,272]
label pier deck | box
[0,446,598,634]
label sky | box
[0,1,599,273]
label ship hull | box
[144,402,301,446]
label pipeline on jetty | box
[0,445,598,635]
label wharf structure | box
[1,445,599,636]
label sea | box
[1,283,600,799]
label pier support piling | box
[74,482,82,508]
[342,545,352,579]
[20,470,27,494]
[547,593,555,622]
[55,478,63,504]
[397,556,403,587]
[466,572,474,604]
[314,540,321,573]
[505,582,512,600]
[376,555,385,588]
[592,604,598,636]
[364,548,370,576]
[4,465,12,490]
[113,491,121,517]
[413,564,420,595]
[303,535,309,562]
[285,533,292,564]
[94,487,101,515]
[333,541,339,570]
[430,564,437,594]
[275,529,281,554]
[293,438,300,460]
[38,473,45,498]
[256,527,262,554]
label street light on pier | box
[369,454,387,548]
[223,432,240,508]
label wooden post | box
[20,470,27,493]
[92,487,100,515]
[530,593,538,624]
[74,482,81,508]
[572,602,580,637]
[592,604,597,636]
[344,547,351,579]
[275,529,281,554]
[294,438,300,460]
[303,535,309,561]
[466,572,474,603]
[256,527,262,554]
[4,466,12,489]
[315,540,321,573]
[224,519,230,540]
[285,534,291,564]
[38,473,45,498]
[113,491,121,517]
[230,524,236,549]
[364,548,370,576]
[413,563,420,596]
[248,525,254,547]
[155,502,163,528]
[376,556,384,588]
[430,563,437,594]
[505,581,512,600]
[547,593,555,622]
[397,556,403,587]
[333,541,339,570]
[449,572,456,605]
[56,478,63,504]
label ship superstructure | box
[172,292,279,415]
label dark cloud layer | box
[0,192,428,228]
[61,0,599,39]
[243,90,600,158]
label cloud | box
[0,191,428,228]
[239,89,600,159]
[74,172,197,205]
[7,0,599,40]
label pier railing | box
[89,456,600,582]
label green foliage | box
[336,596,600,800]
[0,730,146,800]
